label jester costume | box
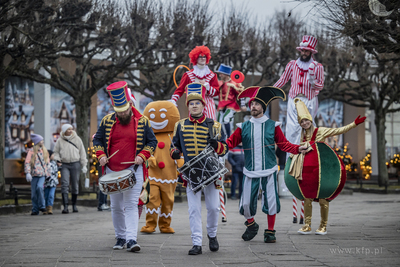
[226,86,301,243]
[284,98,366,235]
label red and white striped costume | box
[274,58,324,222]
[273,58,324,100]
[171,65,219,120]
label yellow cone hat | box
[294,98,313,124]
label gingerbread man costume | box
[140,101,183,233]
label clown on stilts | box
[273,35,325,224]
[226,86,308,243]
[171,46,228,222]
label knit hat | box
[61,124,73,134]
[30,133,43,146]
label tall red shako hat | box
[189,45,211,65]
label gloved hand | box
[171,149,181,160]
[26,173,32,182]
[207,138,219,150]
[308,62,316,85]
[354,115,366,125]
[82,166,87,174]
[168,99,177,106]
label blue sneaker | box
[126,240,140,252]
[113,238,126,250]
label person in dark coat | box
[227,144,245,200]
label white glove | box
[168,99,177,106]
[215,178,223,187]
[26,173,32,182]
[308,62,317,86]
[82,166,87,174]
[204,82,210,92]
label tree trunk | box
[0,80,5,198]
[74,94,91,193]
[375,109,389,188]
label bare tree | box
[0,0,60,197]
[122,0,214,100]
[305,0,400,186]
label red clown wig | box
[189,45,211,65]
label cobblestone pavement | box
[0,192,399,267]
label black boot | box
[208,235,219,252]
[72,194,78,212]
[242,221,259,241]
[62,193,69,214]
[188,246,202,255]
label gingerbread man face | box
[144,100,180,133]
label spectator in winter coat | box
[53,124,88,214]
[43,150,59,215]
[24,134,50,215]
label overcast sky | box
[210,0,316,23]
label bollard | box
[14,188,19,206]
[9,183,14,197]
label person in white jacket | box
[53,124,88,214]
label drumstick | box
[120,161,136,164]
[168,134,176,149]
[107,150,119,160]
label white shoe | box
[101,204,110,210]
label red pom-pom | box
[158,162,165,169]
[298,82,303,87]
[158,142,165,149]
[299,72,304,76]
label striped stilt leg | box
[292,195,298,223]
[220,188,227,222]
[299,200,305,224]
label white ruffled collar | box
[250,115,269,124]
[192,65,211,79]
[295,58,314,71]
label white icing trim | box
[145,207,160,214]
[159,211,173,218]
[148,176,178,184]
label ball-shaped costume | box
[140,101,183,233]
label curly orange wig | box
[189,45,211,65]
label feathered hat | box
[186,83,206,106]
[106,81,131,112]
[189,45,211,65]
[294,98,313,124]
[296,35,318,54]
[238,86,286,112]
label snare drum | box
[99,169,136,195]
[178,146,228,194]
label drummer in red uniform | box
[93,81,157,252]
[170,83,228,255]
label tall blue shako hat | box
[185,83,206,106]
